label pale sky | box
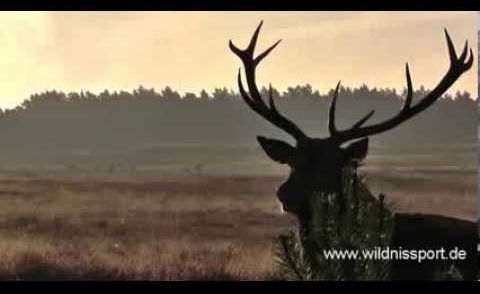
[0,11,476,109]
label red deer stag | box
[229,21,476,280]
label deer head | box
[229,21,473,222]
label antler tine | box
[255,39,282,66]
[267,84,277,111]
[237,69,255,109]
[352,110,375,129]
[230,21,307,141]
[328,81,341,136]
[229,21,263,64]
[229,21,282,67]
[329,81,376,135]
[402,63,413,111]
[444,29,458,64]
[458,40,469,62]
[444,29,474,71]
[329,29,473,144]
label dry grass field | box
[0,152,475,280]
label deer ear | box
[257,136,295,164]
[344,138,369,160]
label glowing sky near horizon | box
[0,11,476,109]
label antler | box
[229,21,308,142]
[329,29,474,144]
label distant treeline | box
[1,84,475,116]
[0,84,475,168]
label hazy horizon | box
[0,11,476,109]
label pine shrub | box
[273,164,394,280]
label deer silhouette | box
[229,21,476,280]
